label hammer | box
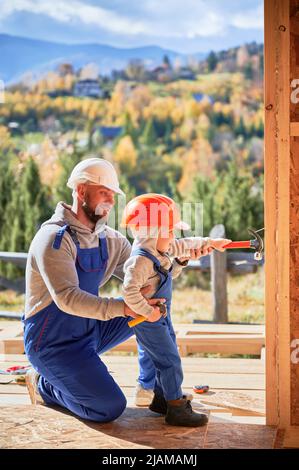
[128,228,264,328]
[128,301,167,328]
[223,228,264,261]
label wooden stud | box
[264,0,291,427]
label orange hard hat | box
[121,193,190,231]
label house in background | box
[193,93,214,104]
[74,79,103,98]
[99,126,123,141]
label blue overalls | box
[132,249,183,401]
[22,224,135,423]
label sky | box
[0,0,264,53]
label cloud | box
[0,0,263,40]
[231,3,264,29]
[0,0,146,35]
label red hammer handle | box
[224,241,251,249]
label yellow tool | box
[128,302,167,328]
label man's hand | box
[144,305,163,323]
[124,285,166,320]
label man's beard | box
[82,200,102,224]
[82,195,113,225]
[82,193,104,224]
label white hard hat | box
[67,157,125,196]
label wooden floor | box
[0,320,298,449]
[0,352,286,449]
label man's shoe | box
[165,398,209,427]
[134,383,154,406]
[25,368,43,405]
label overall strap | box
[53,223,108,264]
[131,248,171,276]
[98,232,108,263]
[52,224,70,250]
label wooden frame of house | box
[265,0,299,431]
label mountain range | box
[0,34,206,84]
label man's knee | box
[85,389,127,423]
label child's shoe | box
[134,383,154,406]
[149,392,194,415]
[165,398,208,427]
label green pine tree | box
[122,113,138,144]
[207,51,218,72]
[142,117,157,147]
[192,161,264,240]
[54,146,85,204]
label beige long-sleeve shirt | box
[122,235,211,317]
[25,201,210,322]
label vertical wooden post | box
[210,224,228,323]
[289,0,299,427]
[264,0,291,427]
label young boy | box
[122,193,231,427]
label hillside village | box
[0,42,264,279]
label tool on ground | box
[0,365,30,375]
[193,385,210,394]
[0,375,26,385]
[223,228,264,261]
[128,301,167,328]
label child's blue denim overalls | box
[132,248,183,401]
[22,224,135,423]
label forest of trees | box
[0,43,264,279]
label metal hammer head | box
[248,228,264,261]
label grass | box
[0,268,264,325]
[0,290,24,311]
[171,267,264,324]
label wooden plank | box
[0,395,31,405]
[264,0,290,427]
[0,338,24,354]
[0,354,28,363]
[290,0,299,427]
[283,426,299,448]
[103,356,265,374]
[111,373,265,391]
[176,323,265,334]
[0,405,208,449]
[0,324,23,339]
[204,423,276,449]
[0,354,265,374]
[0,320,265,334]
[110,334,264,356]
[0,384,27,394]
[264,0,279,427]
[199,390,265,415]
[290,122,299,135]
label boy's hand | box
[209,238,232,252]
[178,246,213,263]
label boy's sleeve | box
[168,236,211,258]
[171,259,185,279]
[122,256,155,318]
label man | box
[24,157,211,423]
